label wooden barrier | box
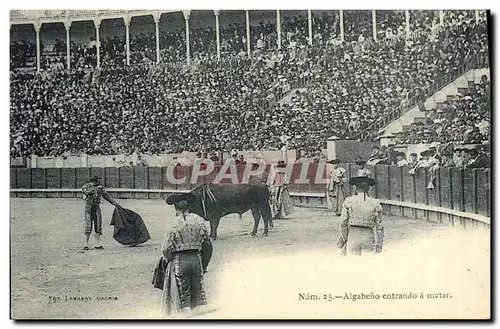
[104,167,120,198]
[46,168,61,198]
[9,164,490,228]
[60,168,76,198]
[147,167,163,199]
[119,167,135,199]
[134,167,149,200]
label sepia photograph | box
[8,6,491,320]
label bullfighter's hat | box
[166,193,195,205]
[327,159,341,164]
[349,176,376,187]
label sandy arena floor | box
[10,198,490,319]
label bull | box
[174,183,274,240]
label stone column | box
[276,10,282,49]
[405,10,410,39]
[34,20,42,72]
[339,10,344,42]
[439,10,444,26]
[183,10,191,64]
[124,14,131,66]
[93,18,101,68]
[64,20,71,70]
[307,10,313,46]
[154,11,161,64]
[372,10,377,40]
[246,10,251,56]
[214,10,221,59]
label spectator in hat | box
[453,147,465,167]
[355,159,372,178]
[366,146,381,166]
[230,149,239,164]
[237,154,246,165]
[209,152,220,162]
[374,152,390,165]
[408,153,418,168]
[461,148,473,168]
[250,161,269,185]
[417,150,434,168]
[81,175,120,251]
[465,148,490,168]
[136,154,148,167]
[440,151,456,167]
[337,176,384,256]
[326,159,349,216]
[395,153,409,167]
[409,150,434,174]
[194,153,208,171]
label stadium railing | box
[10,163,490,229]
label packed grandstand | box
[10,10,490,168]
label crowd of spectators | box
[396,75,490,145]
[10,40,36,69]
[10,10,490,158]
[363,142,490,170]
[272,15,488,149]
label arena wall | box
[10,163,491,227]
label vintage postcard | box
[9,8,491,320]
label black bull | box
[187,183,273,240]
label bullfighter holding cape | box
[82,175,151,249]
[337,176,384,256]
